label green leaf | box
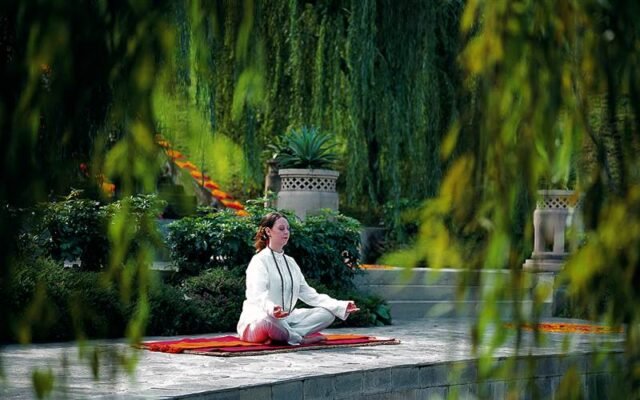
[374,304,392,323]
[32,368,54,399]
[275,127,339,169]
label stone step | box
[388,300,552,319]
[355,268,555,320]
[151,261,178,280]
[362,284,540,301]
[362,284,518,301]
[355,267,538,287]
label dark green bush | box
[37,194,165,271]
[104,194,167,263]
[308,280,392,327]
[7,257,185,342]
[342,292,392,327]
[43,198,108,271]
[7,257,246,342]
[166,209,256,276]
[285,209,361,290]
[6,256,387,343]
[178,268,246,333]
[382,198,421,247]
[7,200,380,343]
[146,278,203,336]
[166,207,361,289]
[6,257,127,343]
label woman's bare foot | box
[301,334,327,345]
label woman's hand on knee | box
[273,305,289,319]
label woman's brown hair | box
[254,212,287,252]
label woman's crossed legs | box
[241,307,335,345]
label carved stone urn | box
[276,168,339,219]
[523,190,581,272]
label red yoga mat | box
[141,333,400,357]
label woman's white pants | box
[241,307,335,345]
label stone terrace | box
[0,318,624,399]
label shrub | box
[342,292,392,327]
[65,272,128,339]
[166,207,361,289]
[9,200,377,342]
[166,209,256,276]
[104,194,167,263]
[7,257,245,342]
[6,256,386,343]
[6,257,127,343]
[146,278,203,336]
[38,194,165,271]
[42,198,109,271]
[178,268,246,333]
[285,209,361,290]
[7,256,210,342]
[306,280,392,327]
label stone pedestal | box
[523,190,579,272]
[276,168,339,219]
[263,159,281,207]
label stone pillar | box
[264,159,281,207]
[523,190,580,272]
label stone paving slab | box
[0,319,624,399]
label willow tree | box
[0,0,180,387]
[171,0,464,224]
[385,0,640,397]
[274,0,463,218]
[342,0,463,221]
[0,0,260,395]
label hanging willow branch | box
[171,0,463,223]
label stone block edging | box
[178,350,623,399]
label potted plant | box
[268,127,340,219]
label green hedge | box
[6,258,246,342]
[24,195,166,271]
[165,209,257,275]
[41,198,108,270]
[6,201,390,343]
[285,211,361,290]
[6,257,391,343]
[166,207,362,289]
[26,199,362,288]
[6,257,127,343]
[178,269,246,333]
[146,268,246,336]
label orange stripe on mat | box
[142,334,390,353]
[504,322,623,334]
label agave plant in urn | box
[269,127,340,219]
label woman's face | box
[266,217,290,250]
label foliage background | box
[383,0,640,397]
[2,0,639,397]
[158,0,464,227]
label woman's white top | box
[236,248,350,337]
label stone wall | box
[198,351,622,399]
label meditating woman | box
[237,211,359,345]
